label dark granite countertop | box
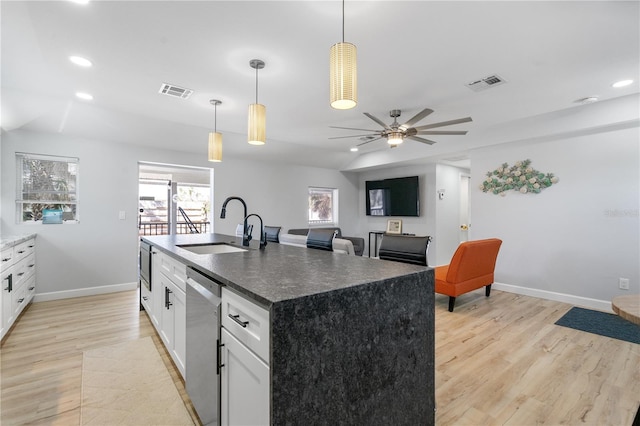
[142,233,430,307]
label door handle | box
[217,339,225,374]
[165,287,173,309]
[228,313,249,328]
[3,274,12,292]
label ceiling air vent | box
[159,83,193,99]
[466,74,507,92]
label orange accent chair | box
[435,238,502,312]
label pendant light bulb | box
[330,0,357,110]
[208,100,223,162]
[248,59,266,145]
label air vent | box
[159,83,193,99]
[466,74,507,92]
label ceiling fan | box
[330,108,472,148]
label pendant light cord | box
[342,0,345,43]
[255,66,259,104]
[214,103,217,132]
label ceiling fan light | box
[208,132,222,162]
[248,103,266,145]
[387,132,403,145]
[330,42,357,110]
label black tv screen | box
[365,176,420,217]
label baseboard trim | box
[493,282,613,313]
[33,282,138,303]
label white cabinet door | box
[157,271,186,378]
[158,273,175,351]
[1,267,14,339]
[172,282,186,377]
[221,328,269,426]
[149,250,163,329]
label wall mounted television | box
[365,176,420,217]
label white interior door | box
[459,174,470,242]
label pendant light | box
[208,99,222,162]
[248,59,266,145]
[330,0,357,110]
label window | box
[308,187,338,226]
[16,153,79,223]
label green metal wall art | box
[480,159,559,196]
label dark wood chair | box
[378,235,432,266]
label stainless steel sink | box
[177,243,247,255]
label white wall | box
[0,130,359,298]
[470,124,639,309]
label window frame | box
[16,152,79,224]
[308,186,339,227]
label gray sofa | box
[288,227,365,256]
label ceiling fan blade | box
[401,108,434,129]
[328,133,380,140]
[363,113,392,130]
[329,126,382,132]
[414,117,473,131]
[407,135,437,145]
[417,130,468,135]
[356,137,383,147]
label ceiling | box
[2,1,638,171]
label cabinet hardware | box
[28,286,35,291]
[17,250,25,254]
[17,272,25,277]
[217,339,225,374]
[2,258,10,262]
[18,298,24,303]
[228,314,249,328]
[28,264,35,268]
[165,287,173,309]
[28,245,34,248]
[4,274,12,292]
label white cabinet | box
[220,328,270,426]
[1,237,36,341]
[220,287,270,425]
[146,249,186,378]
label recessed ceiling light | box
[75,92,93,100]
[68,0,90,4]
[612,79,633,88]
[69,56,92,67]
[350,147,358,152]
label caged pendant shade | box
[208,100,222,162]
[330,0,357,110]
[248,59,266,145]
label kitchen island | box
[143,233,434,425]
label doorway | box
[459,174,471,242]
[138,162,214,236]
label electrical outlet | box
[619,278,630,290]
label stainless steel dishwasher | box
[186,267,222,426]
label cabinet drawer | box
[14,239,35,263]
[13,256,32,288]
[157,252,187,292]
[1,247,14,270]
[221,288,270,364]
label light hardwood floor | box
[1,289,638,425]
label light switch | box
[119,211,126,220]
